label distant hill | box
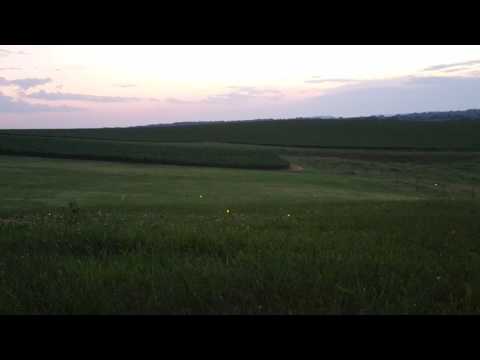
[138,109,480,128]
[139,116,337,128]
[2,109,480,150]
[382,109,480,121]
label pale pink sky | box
[1,45,480,128]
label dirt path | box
[288,163,304,172]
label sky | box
[1,45,480,129]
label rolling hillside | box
[3,116,480,150]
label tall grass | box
[1,200,479,314]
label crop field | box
[4,118,480,150]
[0,134,288,170]
[1,148,480,314]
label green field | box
[1,146,480,314]
[4,118,480,150]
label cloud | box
[439,66,472,73]
[0,67,22,71]
[166,97,193,104]
[114,84,136,88]
[202,86,283,104]
[405,75,480,88]
[0,49,28,57]
[26,90,141,103]
[423,59,480,72]
[466,70,480,77]
[226,86,282,95]
[64,65,86,70]
[165,87,283,106]
[0,92,82,113]
[295,75,480,117]
[305,78,358,84]
[53,65,86,72]
[0,49,13,57]
[0,77,52,90]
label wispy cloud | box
[165,86,283,106]
[423,59,480,72]
[114,84,136,88]
[466,70,480,77]
[0,92,82,113]
[305,78,358,84]
[55,65,86,71]
[166,97,194,104]
[26,90,141,103]
[227,86,282,95]
[0,49,28,57]
[0,67,22,71]
[202,86,283,104]
[0,77,52,90]
[435,66,472,74]
[405,75,480,87]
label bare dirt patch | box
[288,163,304,172]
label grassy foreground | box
[1,154,479,314]
[2,200,480,314]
